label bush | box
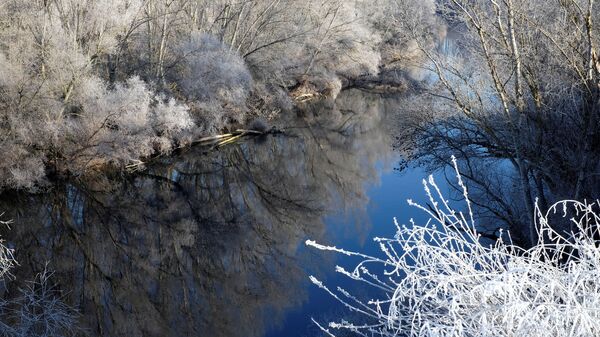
[169,32,253,133]
[0,217,78,336]
[308,157,600,337]
[0,218,16,279]
[1,268,79,337]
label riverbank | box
[0,88,402,337]
[0,0,440,191]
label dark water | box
[0,90,448,337]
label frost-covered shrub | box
[0,1,195,188]
[0,144,47,191]
[310,1,382,79]
[174,33,252,105]
[170,32,253,132]
[152,97,194,137]
[0,70,195,186]
[0,219,16,279]
[308,157,600,337]
[0,218,77,336]
[66,76,194,171]
[1,269,79,337]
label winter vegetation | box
[0,0,432,191]
[1,0,600,336]
[0,268,79,337]
[0,218,16,279]
[0,216,76,337]
[308,158,600,337]
[394,0,600,247]
[0,91,393,336]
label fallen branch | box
[192,129,270,146]
[126,128,281,172]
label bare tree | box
[394,0,600,246]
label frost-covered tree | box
[392,0,600,246]
[0,0,427,190]
[169,32,253,132]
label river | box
[0,89,450,337]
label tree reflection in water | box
[0,89,399,337]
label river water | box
[0,89,449,337]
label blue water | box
[265,159,449,337]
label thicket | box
[0,0,431,190]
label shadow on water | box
[0,89,407,337]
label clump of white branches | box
[307,156,600,337]
[0,216,16,279]
[0,215,78,337]
[0,268,79,337]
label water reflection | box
[0,89,397,337]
